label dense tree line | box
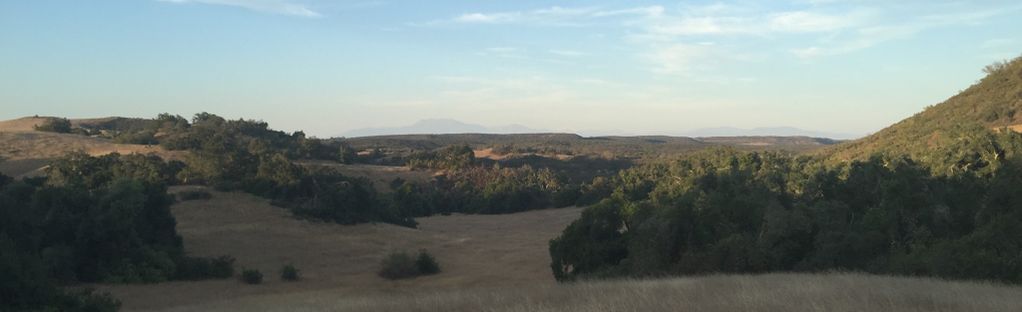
[391,165,576,217]
[550,132,1022,283]
[0,153,235,311]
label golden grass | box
[165,273,1022,312]
[101,187,581,311]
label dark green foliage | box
[273,169,416,227]
[280,264,300,281]
[0,243,122,312]
[407,145,475,169]
[0,153,234,311]
[175,256,235,280]
[33,117,72,133]
[549,147,1022,283]
[338,142,357,164]
[378,250,443,280]
[377,251,420,280]
[113,129,158,145]
[241,269,263,284]
[415,249,441,275]
[176,189,212,201]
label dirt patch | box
[100,187,582,311]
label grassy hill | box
[823,56,1022,167]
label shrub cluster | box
[241,269,263,285]
[33,117,72,133]
[280,264,300,281]
[175,256,235,280]
[378,250,441,280]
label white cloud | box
[454,12,519,24]
[157,0,320,17]
[646,9,860,36]
[443,5,663,26]
[767,11,854,32]
[789,6,1022,59]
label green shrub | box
[34,117,72,133]
[113,129,158,144]
[415,249,441,275]
[378,250,442,280]
[177,189,213,201]
[378,251,418,280]
[280,264,300,281]
[175,255,234,280]
[241,269,263,284]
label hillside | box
[0,117,186,178]
[823,56,1022,165]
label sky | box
[2,0,1021,138]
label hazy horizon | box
[2,0,1021,138]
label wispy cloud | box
[157,0,321,17]
[419,2,1021,76]
[430,5,663,26]
[790,5,1022,58]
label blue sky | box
[1,0,1021,138]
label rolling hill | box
[823,56,1022,166]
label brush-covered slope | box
[824,56,1022,172]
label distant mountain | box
[341,119,545,137]
[684,127,860,140]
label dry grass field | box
[100,187,582,311]
[330,273,1022,312]
[0,117,186,177]
[97,187,1022,312]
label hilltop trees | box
[33,117,72,133]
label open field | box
[96,187,1022,312]
[322,273,1022,312]
[100,187,582,311]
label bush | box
[378,250,442,280]
[34,117,72,133]
[378,251,419,280]
[415,249,441,275]
[241,269,263,284]
[280,264,300,281]
[177,189,212,201]
[175,255,234,280]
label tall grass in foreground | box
[338,273,1022,312]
